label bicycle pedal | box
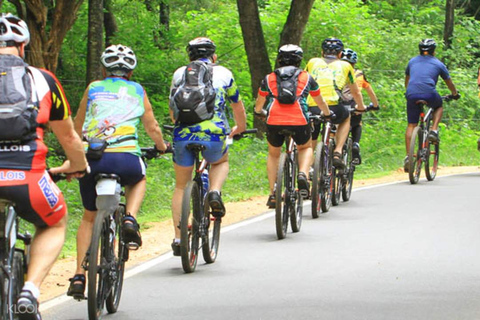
[126,242,140,250]
[73,294,87,301]
[299,189,309,198]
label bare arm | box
[49,117,88,174]
[405,75,410,89]
[348,82,365,110]
[229,100,247,138]
[254,95,266,114]
[365,86,379,108]
[312,94,330,116]
[444,78,458,96]
[73,88,88,137]
[141,93,167,151]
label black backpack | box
[273,66,302,104]
[0,55,38,143]
[170,60,216,125]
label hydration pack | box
[170,60,216,125]
[273,66,302,104]
[0,55,38,143]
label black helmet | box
[322,38,344,55]
[341,48,358,64]
[419,39,436,54]
[277,44,303,67]
[186,37,216,61]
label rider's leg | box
[334,116,351,155]
[297,139,313,175]
[171,164,194,239]
[267,144,282,194]
[125,178,146,217]
[72,209,96,276]
[27,215,67,288]
[405,123,418,154]
[431,106,443,131]
[209,152,229,192]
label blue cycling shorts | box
[79,153,146,211]
[406,92,443,124]
[173,139,228,167]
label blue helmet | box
[322,38,344,55]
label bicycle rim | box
[275,153,288,240]
[321,142,333,213]
[408,126,423,184]
[342,138,354,202]
[202,199,221,264]
[180,181,201,273]
[425,140,439,181]
[311,142,323,218]
[106,205,126,314]
[88,212,108,320]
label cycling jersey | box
[258,68,320,126]
[169,59,241,142]
[305,56,355,106]
[405,55,450,96]
[342,69,371,102]
[0,67,70,171]
[82,77,145,156]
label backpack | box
[273,66,302,104]
[171,60,216,125]
[0,55,38,143]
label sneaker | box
[171,240,181,256]
[208,190,226,218]
[297,172,310,198]
[333,151,345,169]
[428,130,439,143]
[352,142,361,165]
[122,215,142,249]
[308,166,314,181]
[404,156,409,173]
[16,290,42,320]
[266,194,276,209]
[67,274,85,300]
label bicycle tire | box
[202,199,221,264]
[342,138,354,202]
[408,126,423,184]
[180,180,201,273]
[321,141,333,213]
[275,153,289,240]
[11,250,24,319]
[332,166,342,206]
[425,130,440,181]
[311,142,323,218]
[290,152,302,233]
[105,205,126,314]
[88,210,108,320]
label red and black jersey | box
[0,67,71,171]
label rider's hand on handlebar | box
[49,160,90,182]
[322,111,336,121]
[253,109,267,121]
[155,141,172,154]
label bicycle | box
[53,147,167,320]
[311,114,335,218]
[275,129,306,239]
[0,200,32,320]
[166,125,257,273]
[408,95,456,184]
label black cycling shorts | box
[309,104,350,140]
[266,124,311,148]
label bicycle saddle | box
[415,100,428,105]
[279,129,296,137]
[186,143,206,152]
[95,173,121,182]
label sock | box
[23,281,40,300]
[174,238,180,244]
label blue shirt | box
[405,55,450,96]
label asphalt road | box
[43,173,480,320]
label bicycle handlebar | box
[442,93,461,102]
[141,143,173,160]
[232,128,258,141]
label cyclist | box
[0,13,88,319]
[254,44,330,208]
[340,48,380,165]
[67,44,168,298]
[168,37,246,255]
[404,39,459,172]
[305,38,366,168]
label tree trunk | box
[87,0,104,84]
[104,0,118,47]
[237,0,271,134]
[278,0,315,46]
[21,0,84,72]
[444,0,454,49]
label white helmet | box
[0,13,30,45]
[100,44,137,71]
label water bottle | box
[201,169,209,196]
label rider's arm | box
[254,95,266,114]
[74,88,88,137]
[444,78,459,96]
[365,86,379,108]
[349,82,365,111]
[229,100,247,138]
[141,92,167,152]
[405,75,410,89]
[49,117,88,174]
[312,94,330,116]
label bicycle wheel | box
[311,142,323,218]
[105,205,126,314]
[180,180,201,273]
[342,138,354,202]
[425,136,440,181]
[332,166,342,206]
[275,153,289,240]
[202,199,221,264]
[408,126,423,184]
[290,153,302,233]
[11,250,24,319]
[88,211,108,320]
[320,142,333,213]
